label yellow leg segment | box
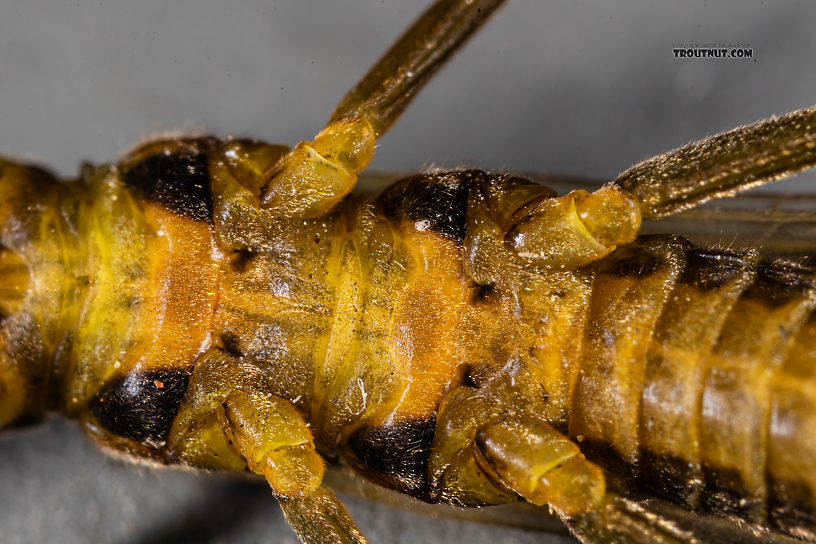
[221,390,368,543]
[503,187,641,270]
[220,389,324,498]
[429,385,605,514]
[475,418,605,516]
[260,117,375,218]
[167,350,367,544]
[465,178,641,287]
[260,0,507,219]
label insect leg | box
[464,174,641,283]
[431,386,796,543]
[221,390,367,544]
[474,418,605,515]
[260,0,506,218]
[614,106,816,219]
[467,106,815,276]
[328,0,507,138]
[167,350,367,544]
[217,389,325,499]
[428,384,605,514]
[178,389,367,544]
[565,489,807,544]
[277,486,368,544]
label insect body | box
[2,1,816,543]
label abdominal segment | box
[8,148,813,538]
[335,171,816,537]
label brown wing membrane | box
[614,106,816,219]
[565,489,805,544]
[641,194,816,255]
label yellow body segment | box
[3,2,816,543]
[374,228,468,424]
[62,160,221,419]
[3,132,816,544]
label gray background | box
[1,1,815,543]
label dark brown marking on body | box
[122,148,214,223]
[637,448,703,508]
[218,332,244,358]
[679,248,754,290]
[470,283,497,304]
[602,235,687,279]
[461,366,479,389]
[229,249,256,274]
[89,369,191,448]
[602,246,664,279]
[745,259,816,308]
[348,418,437,502]
[378,170,486,245]
[579,437,634,479]
[700,464,762,519]
[769,477,816,536]
[591,440,779,527]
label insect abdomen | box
[0,159,82,426]
[0,138,226,449]
[66,138,222,449]
[570,235,816,535]
[335,173,816,534]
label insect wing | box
[565,489,805,544]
